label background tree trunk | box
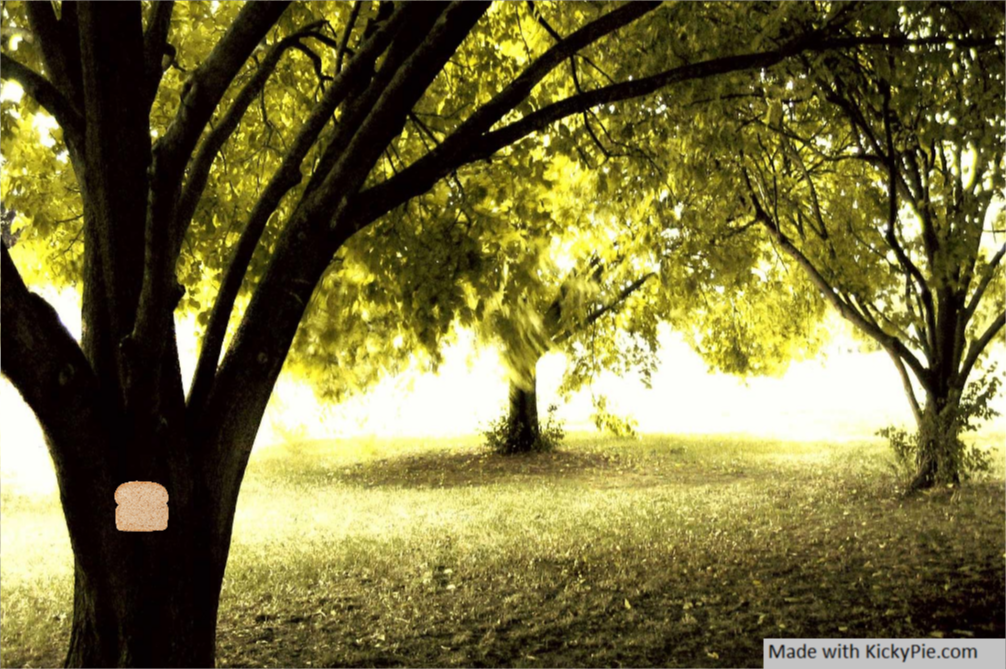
[501,359,543,454]
[910,390,963,492]
[506,375,541,452]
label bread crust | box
[115,481,169,532]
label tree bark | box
[1,3,289,664]
[4,241,242,666]
[908,390,963,492]
[63,493,227,667]
[908,283,969,491]
[501,360,543,454]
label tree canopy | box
[1,2,1002,665]
[676,1,1005,486]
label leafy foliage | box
[590,394,638,438]
[658,2,1006,485]
[6,2,1005,664]
[4,2,996,477]
[264,2,853,412]
[3,1,920,416]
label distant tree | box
[0,1,970,665]
[681,2,1005,488]
[480,220,661,453]
[292,118,822,454]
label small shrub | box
[483,404,565,455]
[878,367,1000,486]
[876,425,917,481]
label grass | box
[2,433,1003,667]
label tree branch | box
[153,1,291,188]
[885,347,923,426]
[307,2,484,217]
[195,3,489,460]
[959,311,1006,388]
[133,1,290,392]
[300,1,437,199]
[527,1,617,85]
[291,41,332,84]
[852,293,882,330]
[1,242,117,530]
[527,0,618,162]
[335,1,362,74]
[964,242,1005,323]
[25,0,82,108]
[185,2,433,421]
[0,53,84,152]
[880,84,937,357]
[744,168,933,393]
[553,272,656,345]
[172,22,329,262]
[346,1,662,223]
[353,29,927,226]
[143,0,175,109]
[815,65,939,246]
[781,136,830,241]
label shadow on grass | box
[330,447,746,490]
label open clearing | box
[2,434,1003,667]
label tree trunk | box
[909,390,963,492]
[5,4,493,665]
[502,362,542,454]
[51,422,243,667]
[64,530,224,667]
[2,243,245,666]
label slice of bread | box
[115,481,169,532]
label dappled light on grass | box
[5,435,1002,667]
[220,436,1004,667]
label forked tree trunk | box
[2,3,492,664]
[35,384,251,667]
[4,322,250,668]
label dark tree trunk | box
[502,362,542,454]
[3,4,490,665]
[0,266,246,666]
[64,517,226,667]
[1,4,289,665]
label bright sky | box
[1,286,1003,495]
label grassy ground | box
[1,434,1003,668]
